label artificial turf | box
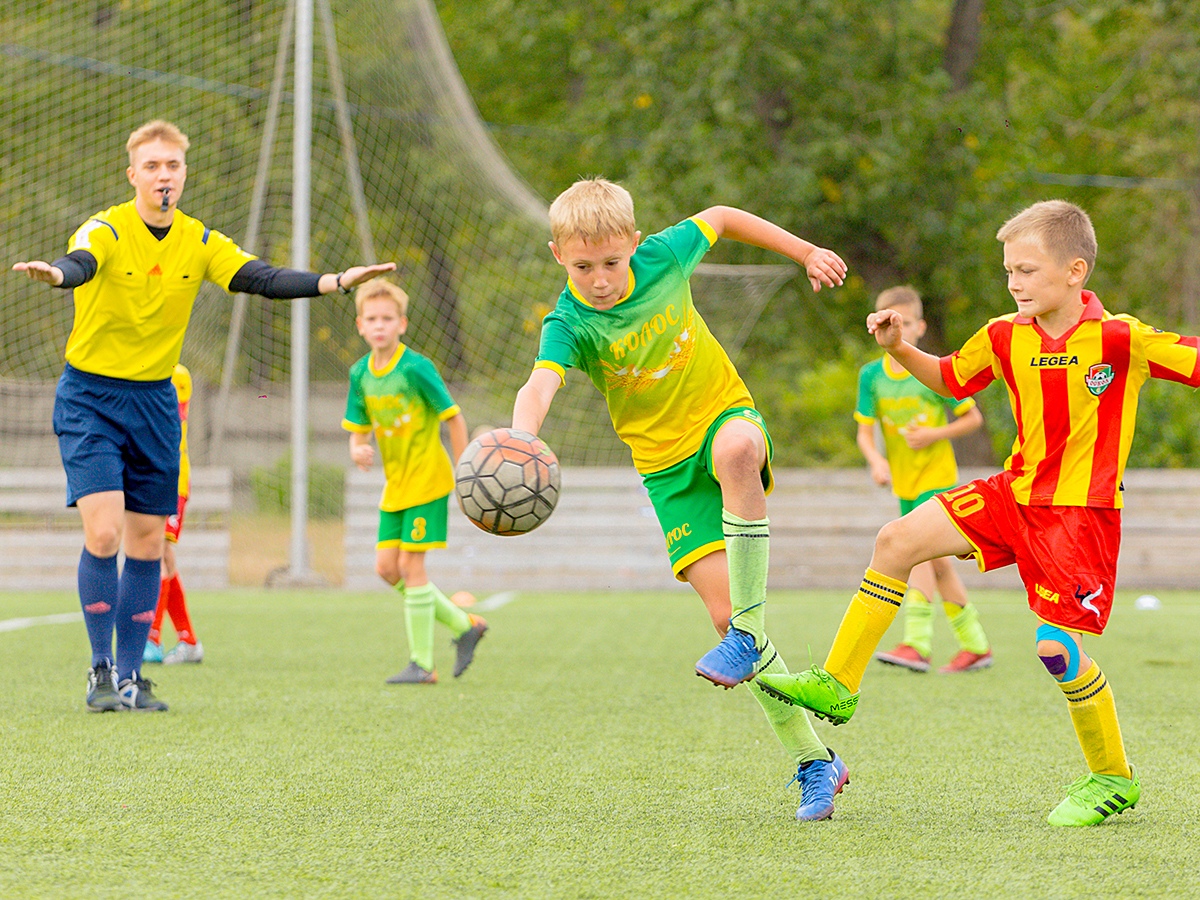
[1,587,1197,899]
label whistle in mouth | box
[161,187,170,213]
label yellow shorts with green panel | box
[642,407,774,580]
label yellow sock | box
[825,568,906,693]
[1058,661,1131,779]
[945,601,989,655]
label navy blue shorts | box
[53,364,181,515]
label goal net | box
[0,0,794,490]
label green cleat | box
[1047,768,1140,826]
[757,667,860,725]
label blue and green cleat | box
[790,748,851,821]
[1047,768,1140,826]
[695,625,760,688]
[757,666,860,725]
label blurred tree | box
[436,0,1200,466]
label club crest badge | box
[1085,363,1114,396]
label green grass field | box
[2,587,1198,899]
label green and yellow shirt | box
[534,217,752,474]
[855,354,976,500]
[343,345,460,511]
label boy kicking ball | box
[510,177,852,820]
[761,200,1200,825]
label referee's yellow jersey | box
[65,200,255,380]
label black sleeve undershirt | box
[49,248,322,298]
[227,260,323,298]
[50,250,98,289]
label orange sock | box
[148,578,169,645]
[165,572,196,644]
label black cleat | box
[452,615,489,678]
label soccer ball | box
[454,428,561,535]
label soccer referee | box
[11,119,395,712]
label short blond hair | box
[126,120,189,162]
[996,200,1097,282]
[548,177,637,245]
[354,278,408,317]
[875,285,922,318]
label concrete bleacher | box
[345,466,1200,593]
[0,467,232,590]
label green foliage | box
[5,1,1199,467]
[250,453,344,519]
[1129,380,1200,467]
[747,336,877,466]
[436,0,1200,465]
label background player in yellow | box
[143,363,204,666]
[11,119,394,712]
[511,177,855,821]
[854,286,992,673]
[343,279,487,684]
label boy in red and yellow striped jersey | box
[761,200,1200,826]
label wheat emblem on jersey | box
[601,309,696,395]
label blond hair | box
[354,278,408,317]
[126,120,190,162]
[875,285,922,318]
[548,177,637,245]
[996,200,1097,282]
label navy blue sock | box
[78,548,118,667]
[115,556,162,682]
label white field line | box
[472,591,518,612]
[0,596,522,631]
[0,612,82,633]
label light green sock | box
[748,637,830,766]
[723,509,769,647]
[403,583,436,671]
[945,601,989,654]
[430,582,471,638]
[901,588,934,658]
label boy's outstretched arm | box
[512,368,561,435]
[868,309,952,397]
[693,206,846,291]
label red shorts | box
[935,472,1121,635]
[164,493,188,543]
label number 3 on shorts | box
[410,517,427,542]
[941,484,985,517]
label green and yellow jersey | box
[342,345,461,512]
[534,217,752,474]
[855,354,976,500]
[65,200,255,380]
